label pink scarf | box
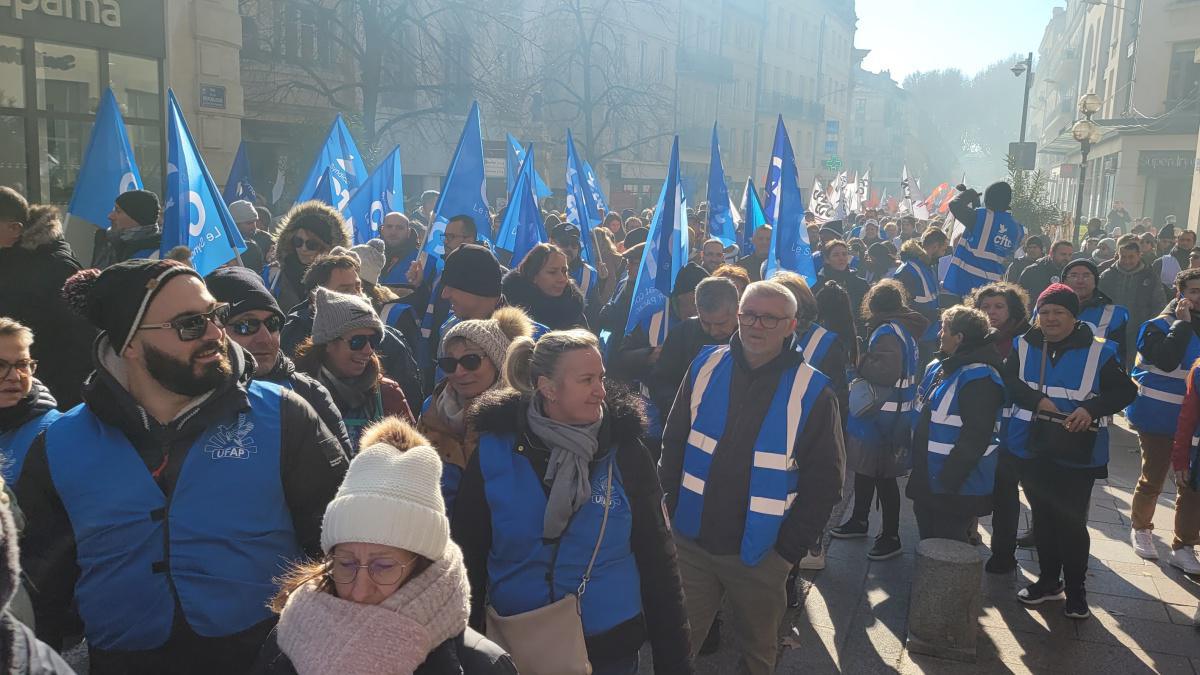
[276,542,471,675]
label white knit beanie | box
[440,306,534,370]
[351,239,387,286]
[320,443,449,559]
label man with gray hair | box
[659,279,846,675]
[650,276,740,415]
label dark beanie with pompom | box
[63,259,201,354]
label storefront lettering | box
[0,0,122,28]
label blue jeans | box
[591,651,640,675]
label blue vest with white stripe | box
[0,409,60,485]
[1128,316,1200,436]
[1006,333,1117,466]
[848,322,919,442]
[572,263,599,307]
[673,345,829,565]
[795,323,838,371]
[379,301,414,329]
[1078,302,1129,347]
[915,360,1002,496]
[1184,367,1200,491]
[477,435,642,636]
[44,382,300,651]
[943,208,1024,295]
[892,260,940,341]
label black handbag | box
[1028,346,1098,464]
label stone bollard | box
[905,538,982,663]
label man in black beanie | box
[19,259,346,672]
[92,189,163,268]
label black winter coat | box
[252,627,516,675]
[259,353,353,457]
[500,271,587,330]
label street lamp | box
[1012,52,1034,144]
[1071,93,1104,244]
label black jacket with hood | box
[499,271,588,331]
[267,202,352,313]
[15,338,348,671]
[454,386,693,675]
[1016,254,1064,309]
[260,352,353,457]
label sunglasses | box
[292,236,326,252]
[438,353,485,373]
[138,304,230,341]
[228,315,283,336]
[339,333,383,351]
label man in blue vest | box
[378,211,421,287]
[17,259,348,672]
[1063,258,1129,364]
[0,318,60,486]
[659,280,845,675]
[944,181,1025,299]
[1127,268,1200,573]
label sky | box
[856,0,1056,85]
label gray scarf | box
[432,383,468,436]
[526,396,602,539]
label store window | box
[38,118,89,203]
[0,116,27,191]
[36,42,99,114]
[109,52,160,120]
[0,35,24,109]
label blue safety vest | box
[572,263,599,307]
[914,360,1002,496]
[673,345,829,565]
[1078,302,1128,347]
[44,382,300,651]
[1006,333,1117,466]
[381,250,419,286]
[892,260,941,342]
[0,409,61,485]
[478,434,642,636]
[379,301,415,330]
[848,322,919,442]
[943,208,1024,296]
[1183,367,1200,491]
[1127,316,1200,436]
[795,323,839,371]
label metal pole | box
[1019,52,1033,143]
[1073,141,1091,245]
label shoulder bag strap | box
[577,458,614,598]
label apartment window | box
[1166,42,1200,109]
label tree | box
[1005,154,1062,236]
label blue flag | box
[423,101,490,259]
[625,137,687,346]
[582,160,609,217]
[295,115,367,213]
[565,130,600,265]
[706,123,737,247]
[739,177,761,255]
[161,90,246,276]
[505,134,551,199]
[496,143,546,266]
[345,146,404,244]
[222,141,258,205]
[311,167,338,209]
[763,116,814,283]
[66,88,142,229]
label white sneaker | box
[1131,528,1158,560]
[1169,547,1200,575]
[797,550,826,570]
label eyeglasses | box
[737,312,789,329]
[329,556,413,586]
[438,353,484,373]
[0,359,37,380]
[292,236,325,252]
[1064,272,1093,281]
[338,333,383,351]
[228,315,283,336]
[138,304,230,341]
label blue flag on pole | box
[423,101,490,259]
[161,90,246,276]
[624,137,687,347]
[496,143,545,266]
[763,116,814,283]
[505,134,551,199]
[222,141,258,205]
[345,146,404,244]
[311,167,338,209]
[565,130,600,266]
[66,88,142,230]
[706,123,737,247]
[295,115,367,214]
[582,160,609,217]
[739,177,761,255]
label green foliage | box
[1005,154,1062,236]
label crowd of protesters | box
[0,177,1198,675]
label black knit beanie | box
[441,244,502,298]
[672,262,709,298]
[1062,258,1098,283]
[63,259,200,354]
[205,266,284,321]
[114,189,161,227]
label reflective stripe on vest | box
[45,382,299,651]
[796,323,839,370]
[894,261,938,306]
[0,409,61,485]
[943,208,1023,295]
[849,322,919,439]
[1128,316,1200,435]
[477,435,642,636]
[673,345,829,565]
[915,361,1001,496]
[1078,303,1127,341]
[1006,335,1115,464]
[572,264,598,300]
[380,302,414,328]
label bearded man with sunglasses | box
[17,259,348,674]
[206,266,352,457]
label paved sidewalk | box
[683,417,1200,674]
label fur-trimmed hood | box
[275,201,352,265]
[18,205,66,250]
[469,383,646,445]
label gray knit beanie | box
[351,239,387,286]
[440,306,534,372]
[311,287,383,345]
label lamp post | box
[1071,93,1104,244]
[1011,52,1034,143]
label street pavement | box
[676,417,1200,674]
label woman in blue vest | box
[1003,284,1137,620]
[833,279,928,561]
[892,240,942,368]
[0,319,60,487]
[908,306,1004,541]
[453,330,693,675]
